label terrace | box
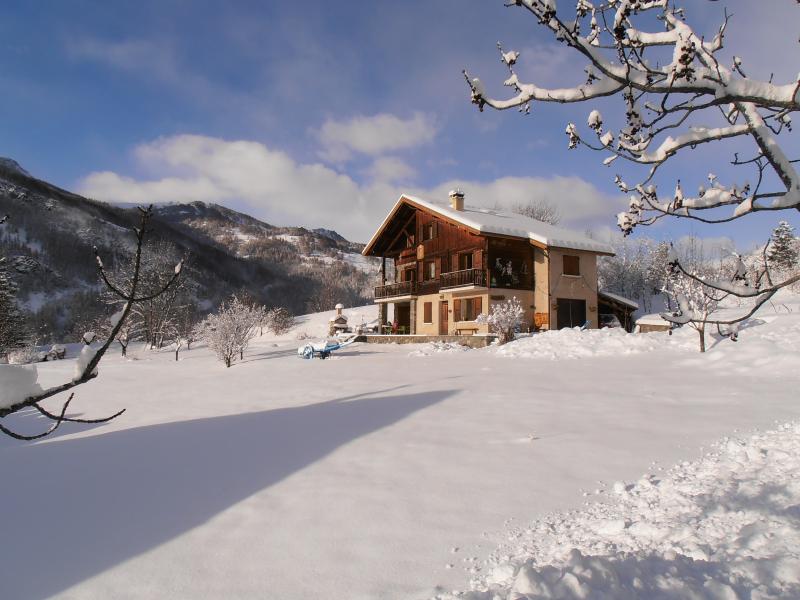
[374,267,529,300]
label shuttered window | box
[563,255,580,276]
[423,302,433,323]
[454,297,482,321]
[424,261,436,280]
[422,221,437,241]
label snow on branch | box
[658,239,800,351]
[465,0,800,234]
[477,296,525,344]
[0,206,184,440]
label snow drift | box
[440,422,800,600]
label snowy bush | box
[662,263,720,353]
[7,342,40,365]
[201,295,261,368]
[265,307,295,335]
[477,297,524,345]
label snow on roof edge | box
[364,194,615,256]
[599,290,639,310]
[635,313,670,326]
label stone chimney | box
[335,303,344,316]
[449,188,465,211]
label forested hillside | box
[0,159,377,342]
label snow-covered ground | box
[1,297,799,599]
[442,422,800,599]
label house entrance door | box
[439,301,449,335]
[395,303,411,333]
[557,298,587,329]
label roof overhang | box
[362,195,481,257]
[598,290,639,310]
[363,194,616,257]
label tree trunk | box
[698,325,706,353]
[175,347,179,361]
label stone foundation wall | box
[355,334,496,348]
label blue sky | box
[1,0,797,250]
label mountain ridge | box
[0,158,377,341]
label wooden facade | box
[364,196,608,335]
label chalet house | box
[362,190,615,336]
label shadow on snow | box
[0,385,453,599]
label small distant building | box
[361,190,615,335]
[598,291,638,332]
[329,303,349,336]
[635,313,673,333]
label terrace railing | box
[375,268,489,299]
[374,280,416,300]
[440,268,486,289]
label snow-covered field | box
[2,298,799,599]
[446,422,800,599]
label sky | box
[0,0,797,251]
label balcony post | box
[379,257,388,328]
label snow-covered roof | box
[364,194,615,255]
[598,290,639,310]
[635,313,670,326]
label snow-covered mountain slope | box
[0,158,377,339]
[153,201,378,275]
[1,294,798,599]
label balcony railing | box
[375,268,487,300]
[440,268,486,289]
[374,280,416,300]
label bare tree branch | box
[0,205,183,439]
[465,0,800,233]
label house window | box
[563,255,580,276]
[454,297,483,321]
[424,260,436,280]
[459,252,473,271]
[423,302,433,323]
[422,222,436,241]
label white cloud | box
[314,112,438,162]
[79,135,393,241]
[77,134,622,243]
[412,176,624,225]
[365,157,416,183]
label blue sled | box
[297,336,357,360]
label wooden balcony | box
[440,268,486,290]
[374,269,488,300]
[374,280,416,300]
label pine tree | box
[0,224,28,361]
[767,221,798,273]
[0,262,27,360]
